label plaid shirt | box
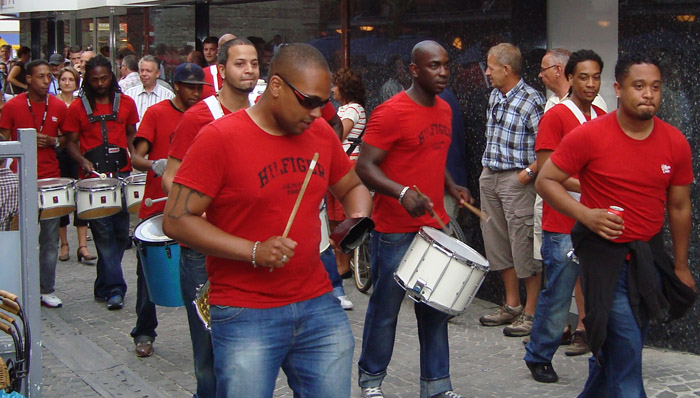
[0,167,19,231]
[481,79,545,170]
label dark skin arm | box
[131,138,153,172]
[327,113,343,141]
[65,131,94,173]
[535,149,580,192]
[667,184,696,291]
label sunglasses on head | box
[274,73,330,110]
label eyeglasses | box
[539,65,557,74]
[274,73,330,109]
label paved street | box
[34,224,700,397]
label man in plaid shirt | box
[478,43,545,337]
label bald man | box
[355,40,471,398]
[162,43,372,397]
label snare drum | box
[124,173,147,213]
[319,200,330,253]
[394,227,489,315]
[75,178,123,220]
[37,178,75,220]
[134,214,183,307]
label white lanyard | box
[562,99,597,125]
[204,95,224,120]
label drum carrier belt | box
[81,93,128,174]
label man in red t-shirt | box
[201,33,237,98]
[0,59,67,309]
[161,37,259,398]
[524,50,606,384]
[127,63,207,358]
[537,54,696,396]
[162,43,371,397]
[356,41,472,398]
[64,55,139,311]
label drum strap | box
[210,65,220,94]
[81,93,127,174]
[562,99,597,125]
[204,95,225,120]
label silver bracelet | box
[251,241,260,267]
[398,186,410,205]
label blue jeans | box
[358,231,452,398]
[131,254,157,343]
[321,246,346,297]
[39,217,60,294]
[90,206,129,300]
[210,292,354,398]
[578,264,648,398]
[524,231,579,364]
[179,246,216,398]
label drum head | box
[420,227,489,270]
[76,177,120,190]
[38,177,74,189]
[134,214,172,243]
[125,173,147,184]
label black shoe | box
[526,361,558,383]
[106,294,123,310]
[339,271,352,279]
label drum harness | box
[81,93,128,175]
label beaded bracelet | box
[398,186,410,205]
[251,241,261,267]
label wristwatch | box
[525,167,535,178]
[53,137,60,148]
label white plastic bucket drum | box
[124,173,147,213]
[37,177,75,220]
[394,226,489,315]
[75,178,123,220]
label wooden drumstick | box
[283,153,319,238]
[412,185,450,234]
[458,194,491,223]
[144,197,168,207]
[91,170,107,180]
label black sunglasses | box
[274,73,330,110]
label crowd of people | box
[0,31,696,398]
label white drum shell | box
[37,178,76,220]
[76,178,123,220]
[395,227,489,315]
[124,174,147,213]
[319,204,330,253]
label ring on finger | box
[281,254,288,263]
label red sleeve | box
[173,124,228,198]
[321,102,336,122]
[535,109,564,152]
[135,105,158,145]
[549,126,592,177]
[63,100,86,134]
[123,96,140,125]
[670,131,694,186]
[169,112,203,160]
[55,101,68,133]
[325,126,353,186]
[361,102,398,151]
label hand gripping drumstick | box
[91,170,107,180]
[412,185,451,235]
[144,197,168,207]
[458,192,491,223]
[275,152,320,272]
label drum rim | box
[125,173,147,184]
[134,213,174,243]
[76,177,122,191]
[418,227,489,272]
[38,177,75,191]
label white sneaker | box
[337,295,353,310]
[361,386,384,398]
[40,293,63,308]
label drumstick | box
[282,153,319,238]
[412,185,450,234]
[91,170,107,180]
[458,193,491,223]
[144,197,168,207]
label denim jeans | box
[130,254,157,343]
[179,246,216,398]
[39,217,60,294]
[210,292,354,398]
[321,246,346,297]
[90,206,129,300]
[524,231,579,364]
[358,231,452,398]
[578,264,648,398]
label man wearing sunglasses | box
[163,43,372,397]
[356,40,471,398]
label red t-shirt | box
[321,101,336,121]
[174,110,352,308]
[551,111,693,243]
[63,94,139,173]
[135,100,184,219]
[0,93,66,179]
[362,91,452,233]
[201,66,223,99]
[536,103,605,234]
[168,97,233,160]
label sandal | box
[77,246,97,264]
[58,243,70,261]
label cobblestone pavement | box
[36,223,700,397]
